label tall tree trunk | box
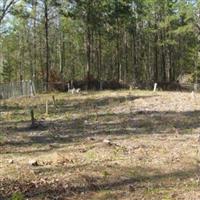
[97,31,102,80]
[27,29,33,81]
[44,0,49,91]
[116,18,121,82]
[124,30,128,83]
[58,15,64,79]
[133,25,138,81]
[154,33,158,82]
[32,0,37,81]
[86,24,91,89]
[161,30,166,82]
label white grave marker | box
[153,83,157,92]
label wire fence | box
[0,80,36,99]
[0,80,200,100]
[0,81,70,99]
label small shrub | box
[11,192,24,200]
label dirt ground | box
[1,90,200,200]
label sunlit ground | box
[1,90,200,200]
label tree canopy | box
[0,0,199,85]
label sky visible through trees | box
[0,0,200,86]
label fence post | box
[9,82,11,98]
[46,100,49,115]
[30,80,33,97]
[194,83,198,92]
[26,80,29,96]
[30,109,35,128]
[11,82,15,97]
[20,80,23,96]
[32,81,36,95]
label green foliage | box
[11,192,24,200]
[0,0,199,84]
[1,60,13,83]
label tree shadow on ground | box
[0,94,152,118]
[1,92,200,155]
[0,104,23,113]
[1,109,200,154]
[1,94,200,199]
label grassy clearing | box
[1,90,200,199]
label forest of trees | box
[0,0,200,88]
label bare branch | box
[0,0,17,24]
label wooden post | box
[52,95,57,108]
[31,109,35,127]
[20,79,23,96]
[32,81,36,95]
[11,82,14,97]
[94,105,98,121]
[30,80,33,97]
[46,100,48,115]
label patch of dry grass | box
[1,90,200,199]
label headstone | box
[103,139,112,145]
[71,88,75,94]
[153,83,157,92]
[76,88,81,93]
[29,160,38,166]
[8,159,14,164]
